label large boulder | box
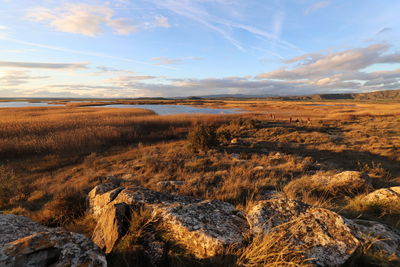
[360,186,400,206]
[154,199,248,258]
[0,214,106,267]
[88,185,248,258]
[246,198,360,266]
[347,219,400,262]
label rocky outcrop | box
[360,186,400,206]
[0,214,106,267]
[247,198,360,266]
[347,219,400,261]
[88,183,399,266]
[88,185,248,258]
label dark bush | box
[187,123,218,152]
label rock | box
[231,138,238,144]
[246,198,359,266]
[89,185,248,257]
[154,199,248,258]
[271,152,283,160]
[0,214,106,267]
[347,219,400,261]
[92,202,130,253]
[156,180,185,190]
[88,183,124,218]
[360,186,400,206]
[286,171,372,197]
[325,171,372,194]
[253,166,264,171]
[111,186,197,207]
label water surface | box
[0,101,243,115]
[94,104,243,115]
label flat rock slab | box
[154,199,248,258]
[247,198,360,266]
[0,214,106,267]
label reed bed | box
[0,107,234,159]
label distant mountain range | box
[266,89,400,101]
[194,89,400,101]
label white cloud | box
[26,4,137,36]
[305,1,331,15]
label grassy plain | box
[0,99,399,266]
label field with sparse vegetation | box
[0,99,399,266]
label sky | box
[0,0,400,98]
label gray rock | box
[154,199,248,258]
[246,198,360,266]
[0,214,106,267]
[88,183,124,219]
[92,202,129,253]
[89,185,248,257]
[360,186,400,206]
[348,219,400,261]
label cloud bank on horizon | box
[0,0,400,98]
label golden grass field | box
[0,99,399,266]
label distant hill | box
[268,89,400,101]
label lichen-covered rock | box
[88,183,124,219]
[246,198,360,266]
[111,186,197,207]
[92,202,129,253]
[0,214,106,267]
[347,219,400,261]
[89,185,248,257]
[360,186,400,206]
[154,199,248,258]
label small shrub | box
[187,123,218,152]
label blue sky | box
[0,0,400,98]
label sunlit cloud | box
[25,4,137,36]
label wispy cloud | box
[150,56,202,65]
[0,61,88,70]
[305,1,331,15]
[154,0,301,54]
[1,37,174,69]
[0,70,49,86]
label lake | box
[92,104,243,115]
[0,101,63,108]
[0,102,243,115]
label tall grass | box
[0,107,233,159]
